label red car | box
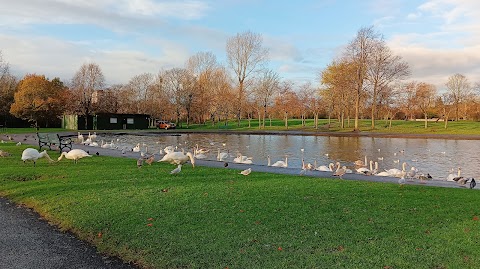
[156,120,176,129]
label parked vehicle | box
[156,120,176,129]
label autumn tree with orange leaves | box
[10,74,68,128]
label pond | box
[96,132,480,180]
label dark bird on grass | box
[137,158,143,168]
[145,155,155,165]
[224,162,228,168]
[470,178,476,189]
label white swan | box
[195,144,209,155]
[158,151,195,168]
[269,155,288,167]
[234,153,253,164]
[447,167,461,181]
[217,149,229,161]
[316,162,335,172]
[90,132,97,141]
[21,148,55,167]
[194,148,208,159]
[77,132,84,143]
[357,160,373,174]
[58,149,92,164]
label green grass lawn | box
[2,119,480,136]
[1,143,479,268]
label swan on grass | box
[58,149,92,164]
[21,148,55,167]
[158,151,195,168]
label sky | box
[1,0,479,91]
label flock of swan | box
[2,132,476,189]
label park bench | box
[37,133,73,152]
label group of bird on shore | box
[1,133,477,188]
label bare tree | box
[226,31,268,126]
[343,26,380,131]
[0,52,17,123]
[125,73,155,114]
[445,73,471,121]
[412,82,436,128]
[252,69,279,128]
[186,52,218,124]
[162,68,196,126]
[367,40,410,129]
[71,62,105,129]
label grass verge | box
[1,143,480,268]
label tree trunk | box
[444,116,448,129]
[284,111,288,129]
[424,114,428,128]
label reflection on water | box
[99,133,480,180]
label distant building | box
[62,113,151,130]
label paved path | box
[0,197,137,269]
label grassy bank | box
[2,119,480,136]
[1,143,479,268]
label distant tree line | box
[1,27,480,129]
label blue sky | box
[1,0,479,90]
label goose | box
[269,155,288,167]
[21,148,55,167]
[239,168,252,176]
[316,162,335,172]
[170,164,182,174]
[58,149,92,164]
[217,149,229,161]
[332,162,346,179]
[158,151,195,168]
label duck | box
[269,155,288,167]
[21,148,55,167]
[57,149,92,164]
[158,151,195,168]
